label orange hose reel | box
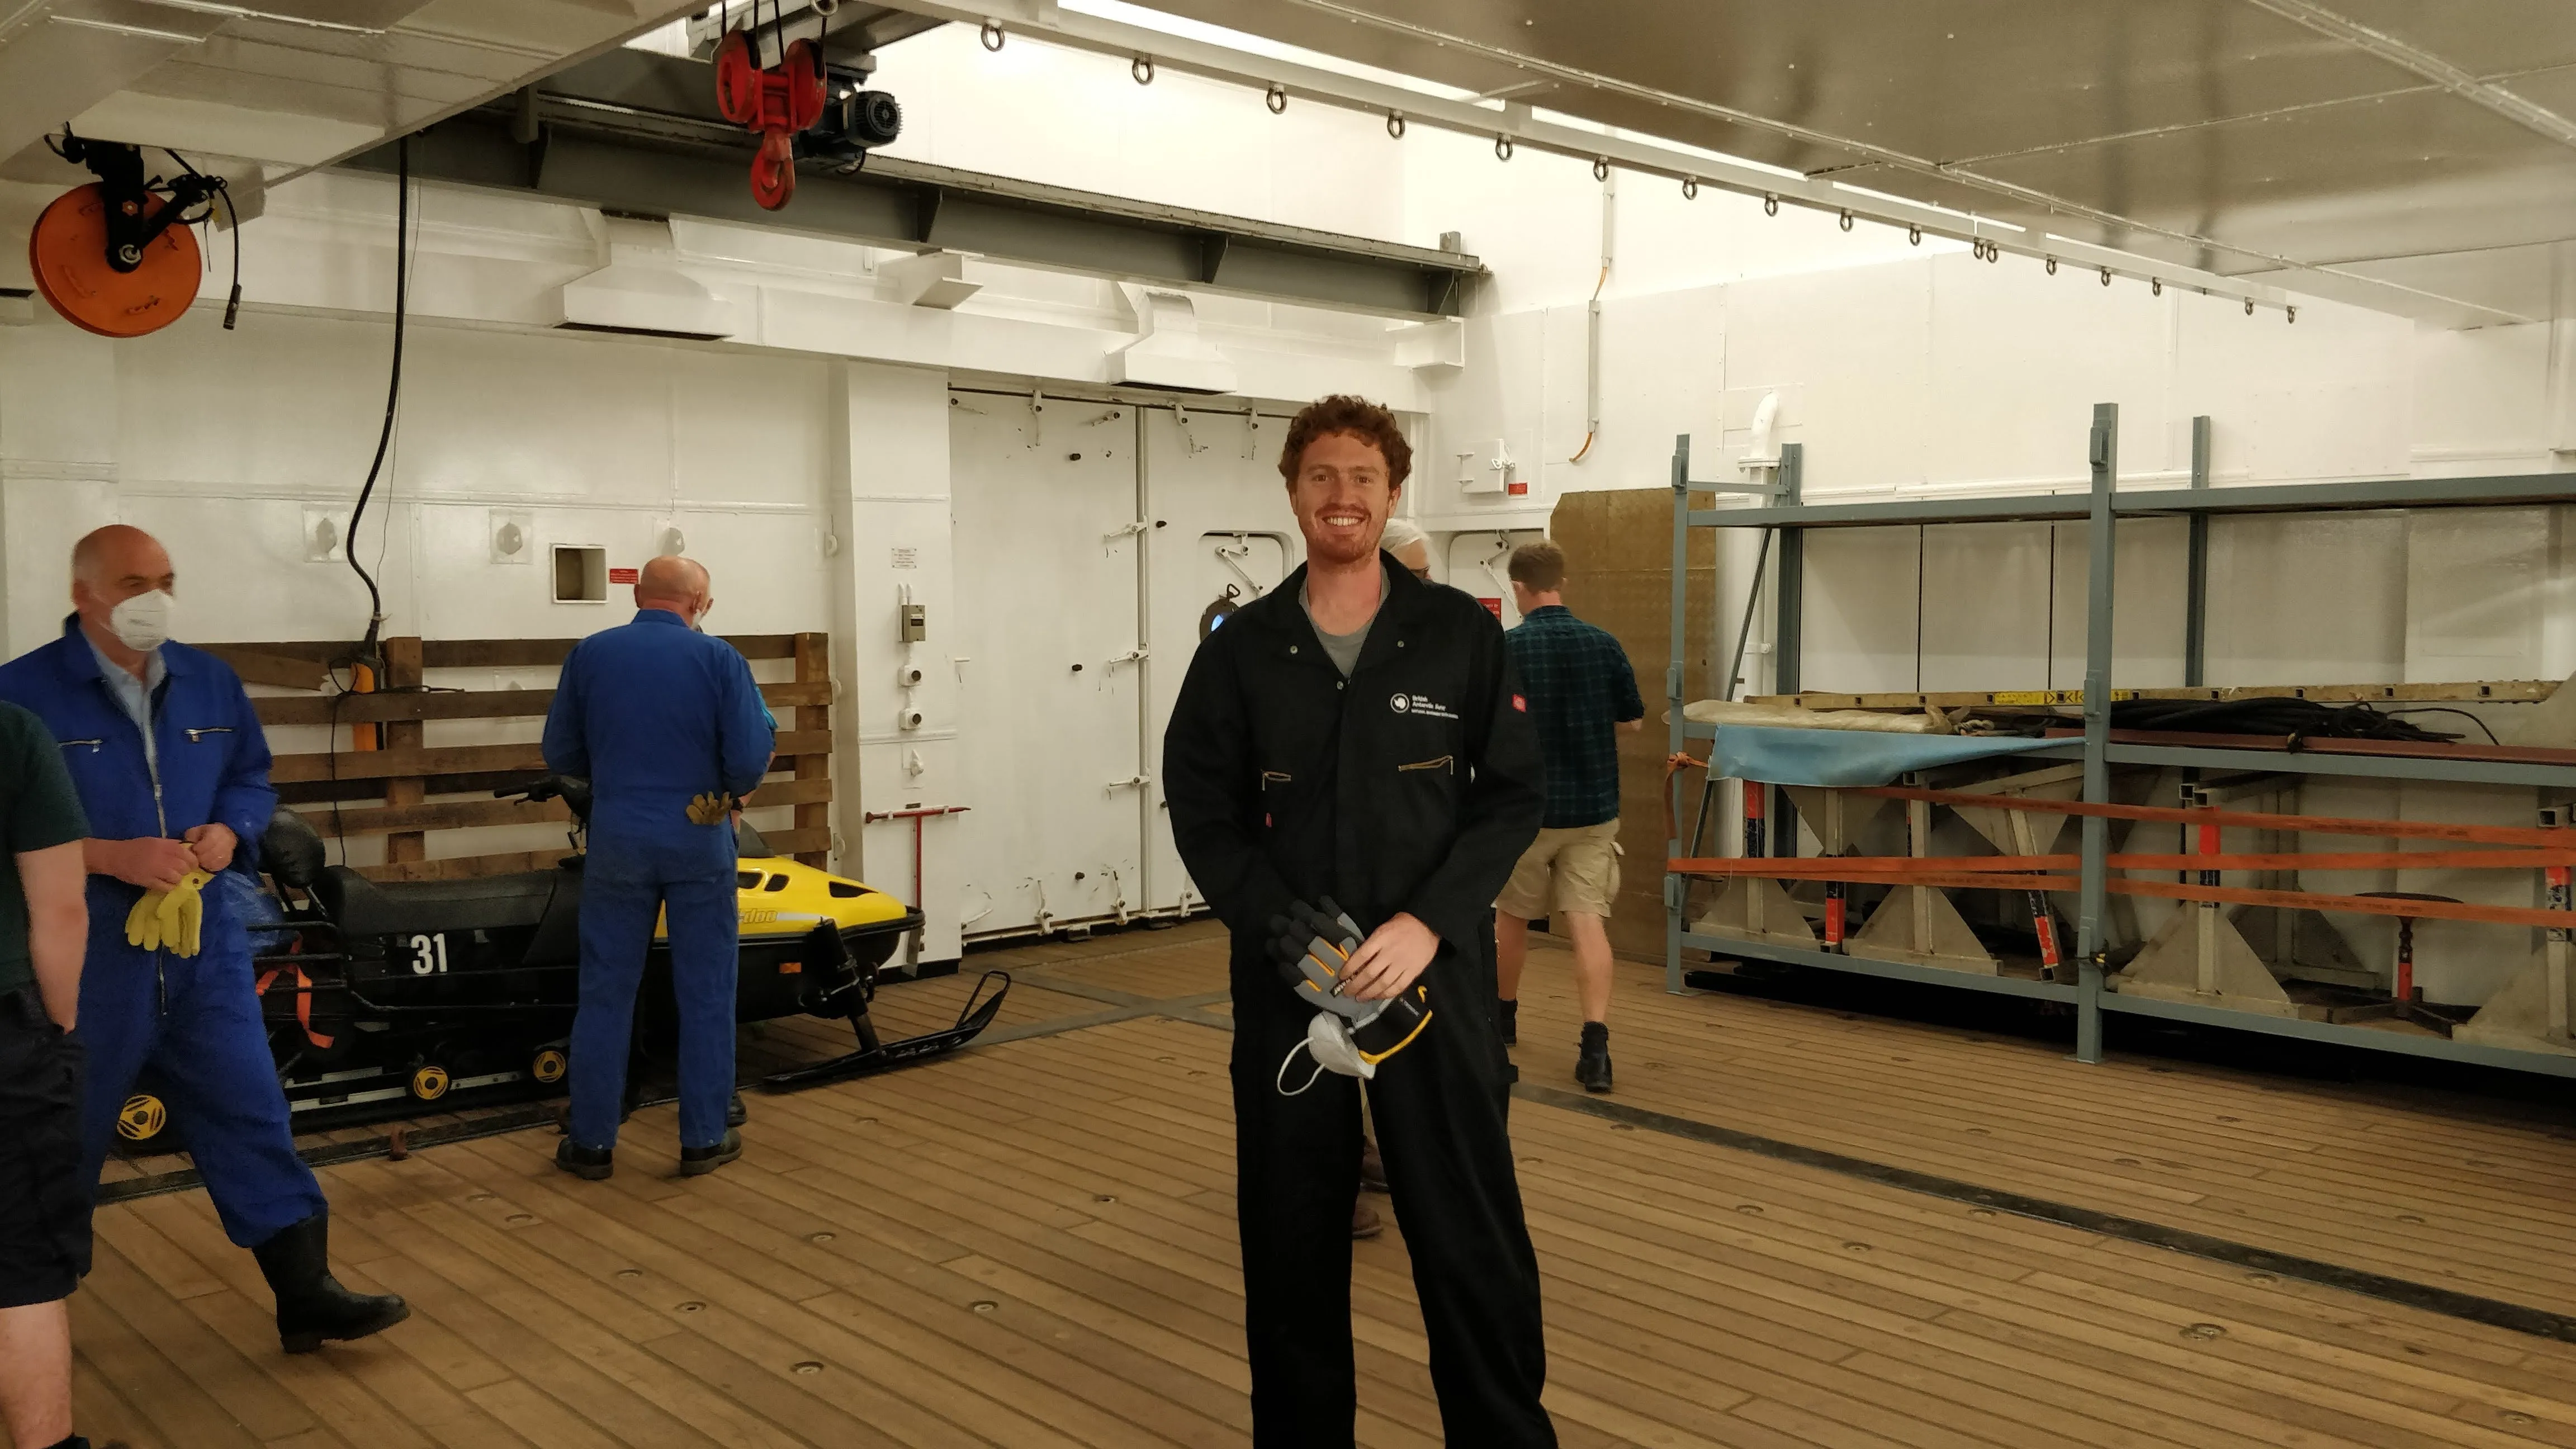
[28,182,202,338]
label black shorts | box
[0,986,89,1308]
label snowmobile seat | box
[260,807,328,891]
[314,865,561,940]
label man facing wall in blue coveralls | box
[543,555,773,1181]
[0,524,409,1355]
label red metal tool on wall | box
[713,27,825,210]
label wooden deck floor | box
[54,921,2576,1448]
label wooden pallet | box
[204,633,835,879]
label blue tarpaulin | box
[1712,726,2063,788]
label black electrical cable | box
[345,136,409,660]
[162,149,242,331]
[2382,706,2503,747]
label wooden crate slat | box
[747,776,832,807]
[353,849,569,883]
[271,730,832,785]
[756,827,832,856]
[202,647,330,692]
[253,679,831,727]
[294,798,571,837]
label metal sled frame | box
[760,969,1013,1090]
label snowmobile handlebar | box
[496,775,593,822]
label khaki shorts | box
[1496,819,1623,920]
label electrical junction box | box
[899,603,927,643]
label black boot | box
[727,1090,748,1128]
[252,1213,410,1355]
[556,1138,614,1181]
[1498,998,1518,1046]
[1575,1022,1612,1094]
[680,1127,744,1177]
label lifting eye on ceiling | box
[2151,276,2162,296]
[1593,157,1609,182]
[2045,255,2057,274]
[1133,55,1153,84]
[1388,111,1405,138]
[1907,224,1921,245]
[1495,134,1514,160]
[2246,296,2256,315]
[2101,266,2113,286]
[2286,306,2297,324]
[1681,176,1697,199]
[1839,209,1853,231]
[1763,193,1778,216]
[1985,239,2000,262]
[1266,84,1286,113]
[979,20,1003,50]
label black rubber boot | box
[727,1091,748,1128]
[1575,1022,1612,1094]
[1498,998,1518,1046]
[556,1138,614,1181]
[680,1127,743,1177]
[252,1213,410,1355]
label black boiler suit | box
[1163,555,1555,1447]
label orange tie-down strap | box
[1852,784,2576,849]
[1666,857,2576,931]
[254,966,337,1050]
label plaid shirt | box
[1505,605,1644,828]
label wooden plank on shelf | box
[1750,679,2558,711]
[252,679,831,727]
[271,731,832,784]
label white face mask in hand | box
[109,589,174,652]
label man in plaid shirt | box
[1495,541,1643,1092]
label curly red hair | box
[1277,394,1412,490]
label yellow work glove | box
[125,869,212,956]
[686,792,734,826]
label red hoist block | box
[713,31,824,210]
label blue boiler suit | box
[542,609,773,1152]
[0,618,326,1248]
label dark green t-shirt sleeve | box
[3,704,91,854]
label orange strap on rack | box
[254,966,335,1050]
[1663,751,1706,844]
[1851,784,2576,849]
[1673,846,2576,877]
[1663,860,2576,931]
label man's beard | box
[1304,522,1381,569]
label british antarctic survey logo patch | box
[1391,692,1457,720]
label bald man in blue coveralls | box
[544,556,773,1180]
[0,524,408,1356]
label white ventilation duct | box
[550,216,745,340]
[1108,286,1237,394]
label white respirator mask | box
[108,589,174,652]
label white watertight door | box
[950,393,1147,937]
[1140,404,1303,916]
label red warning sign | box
[1478,597,1503,618]
[609,567,639,585]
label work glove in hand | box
[127,869,214,956]
[1267,897,1375,1022]
[686,792,735,826]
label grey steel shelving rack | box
[1662,403,2576,1078]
